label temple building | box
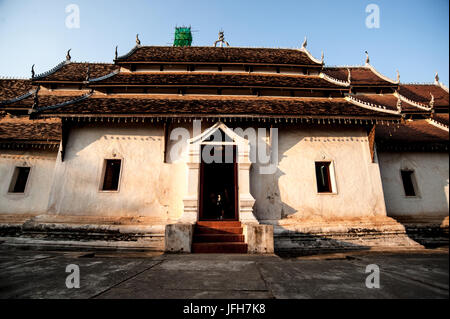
[0,31,448,253]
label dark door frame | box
[198,144,239,221]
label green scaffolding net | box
[173,27,193,47]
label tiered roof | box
[0,79,35,103]
[0,114,61,150]
[376,117,448,152]
[398,84,449,109]
[88,72,346,89]
[115,46,323,66]
[0,43,448,151]
[322,66,398,87]
[33,95,397,119]
[32,62,118,83]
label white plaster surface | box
[251,126,387,222]
[0,150,57,214]
[46,125,186,221]
[378,151,449,218]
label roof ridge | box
[395,91,432,111]
[136,45,320,50]
[0,76,30,80]
[426,117,449,132]
[319,72,349,87]
[33,60,71,80]
[297,47,323,65]
[345,94,401,115]
[88,69,120,83]
[115,45,140,61]
[366,64,399,84]
[437,81,449,93]
[401,82,437,85]
[33,92,92,113]
[0,89,37,106]
[69,61,115,65]
[323,65,365,68]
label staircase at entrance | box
[192,221,248,253]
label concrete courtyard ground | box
[0,245,448,299]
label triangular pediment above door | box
[188,121,247,146]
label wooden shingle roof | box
[90,72,346,89]
[34,94,401,119]
[33,62,119,83]
[0,79,34,102]
[0,115,61,149]
[115,46,323,66]
[322,66,397,86]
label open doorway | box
[199,144,238,221]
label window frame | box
[7,166,32,195]
[400,169,420,198]
[314,160,338,195]
[99,158,123,193]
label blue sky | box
[0,0,448,85]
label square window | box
[9,167,31,193]
[401,170,417,197]
[101,159,122,191]
[315,162,332,193]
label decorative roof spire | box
[396,95,402,112]
[32,86,40,109]
[114,46,118,60]
[302,36,307,49]
[31,64,35,79]
[85,65,90,82]
[136,34,141,46]
[347,68,351,83]
[365,51,370,65]
[435,72,440,84]
[214,30,230,47]
[66,49,71,61]
[321,51,324,63]
[396,70,400,83]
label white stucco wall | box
[47,125,186,221]
[378,151,449,218]
[4,123,388,225]
[250,126,387,222]
[0,150,57,214]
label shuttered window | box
[102,159,122,191]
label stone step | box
[197,221,242,227]
[194,226,243,235]
[192,242,248,254]
[193,234,245,243]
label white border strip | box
[394,91,432,111]
[426,118,449,132]
[319,72,349,87]
[366,64,399,84]
[298,47,323,65]
[345,95,401,115]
